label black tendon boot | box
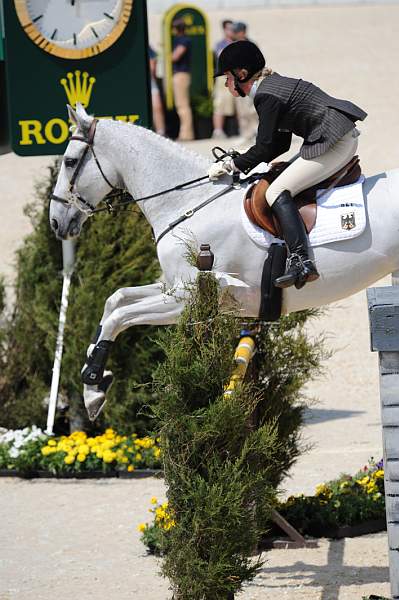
[271,190,319,289]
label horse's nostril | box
[51,218,58,231]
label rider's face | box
[225,72,240,97]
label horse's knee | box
[104,288,125,316]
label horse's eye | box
[65,157,78,168]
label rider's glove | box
[207,158,236,181]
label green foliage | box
[150,272,318,599]
[0,159,162,433]
[191,93,213,118]
[249,310,326,487]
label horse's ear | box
[75,102,92,134]
[67,104,78,127]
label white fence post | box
[45,240,75,436]
[367,285,399,598]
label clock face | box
[14,0,133,59]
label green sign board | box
[3,0,152,156]
[0,1,4,61]
[163,3,213,110]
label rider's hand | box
[207,158,235,181]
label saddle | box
[244,156,362,237]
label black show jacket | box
[234,72,367,174]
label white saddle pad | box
[241,176,366,249]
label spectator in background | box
[171,18,194,141]
[212,19,236,139]
[149,45,165,136]
[231,21,249,42]
[231,21,258,143]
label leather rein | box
[50,121,255,245]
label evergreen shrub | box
[150,270,325,599]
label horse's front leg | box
[82,287,185,420]
[85,283,164,359]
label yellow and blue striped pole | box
[224,332,256,398]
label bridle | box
[50,118,129,215]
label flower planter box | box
[118,469,163,479]
[260,518,386,548]
[0,469,19,477]
[0,468,163,479]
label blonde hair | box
[252,66,273,81]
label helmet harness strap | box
[232,69,252,98]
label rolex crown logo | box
[60,70,96,109]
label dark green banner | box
[3,0,152,156]
[163,4,213,110]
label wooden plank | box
[389,549,399,597]
[382,406,399,426]
[380,352,399,374]
[388,523,399,550]
[386,460,399,481]
[367,288,399,351]
[386,480,399,496]
[383,430,399,460]
[381,373,399,405]
[387,496,399,522]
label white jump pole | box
[45,240,76,436]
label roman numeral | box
[91,27,99,38]
[104,12,114,19]
[51,29,58,40]
[73,33,77,46]
[32,15,43,23]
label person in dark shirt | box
[171,19,194,140]
[208,41,367,290]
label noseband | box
[50,118,123,214]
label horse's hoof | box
[81,340,113,385]
[83,371,114,421]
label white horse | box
[50,104,399,418]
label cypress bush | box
[151,270,325,598]
[0,159,162,433]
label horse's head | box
[49,104,118,239]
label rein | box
[50,121,258,244]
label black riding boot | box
[271,190,319,289]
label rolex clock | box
[14,0,133,59]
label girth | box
[244,156,362,237]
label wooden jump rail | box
[368,284,399,599]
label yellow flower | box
[41,446,53,456]
[103,450,116,463]
[135,453,142,462]
[77,453,86,462]
[374,469,384,479]
[154,448,161,459]
[357,476,370,486]
[138,523,146,533]
[150,496,158,505]
[47,439,57,446]
[64,454,75,465]
[78,444,90,455]
[127,465,135,472]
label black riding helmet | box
[214,40,265,82]
[214,40,265,97]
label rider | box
[208,41,367,289]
